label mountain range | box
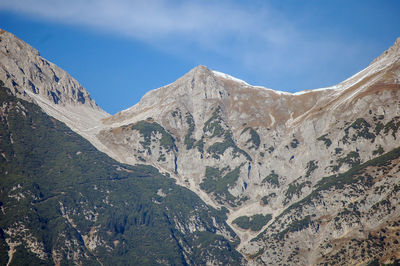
[1,28,400,265]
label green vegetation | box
[232,216,251,229]
[0,84,243,265]
[242,127,261,149]
[207,135,232,158]
[271,145,400,230]
[332,151,360,171]
[351,118,370,129]
[157,153,166,162]
[194,138,205,154]
[268,146,275,154]
[285,181,311,202]
[262,171,279,187]
[171,110,181,119]
[203,107,225,138]
[130,120,176,153]
[200,166,243,205]
[375,121,384,135]
[305,160,318,178]
[233,214,272,231]
[335,147,343,155]
[278,216,312,239]
[317,134,332,148]
[290,138,299,148]
[373,116,400,138]
[317,148,397,191]
[260,193,276,206]
[373,145,384,156]
[255,127,400,245]
[366,259,379,266]
[184,113,196,150]
[342,118,375,144]
[248,247,265,259]
[202,107,252,161]
[261,196,269,205]
[383,116,400,138]
[207,132,252,161]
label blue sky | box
[1,0,399,114]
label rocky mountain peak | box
[103,65,229,126]
[173,65,226,97]
[370,36,400,65]
[181,65,214,81]
[0,29,40,57]
[0,29,101,109]
[0,29,110,156]
[383,36,400,58]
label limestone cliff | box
[0,29,111,155]
[97,37,400,265]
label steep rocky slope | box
[96,38,400,264]
[1,28,400,265]
[0,29,112,156]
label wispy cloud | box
[0,0,376,90]
[0,0,288,43]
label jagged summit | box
[0,28,40,57]
[370,36,400,65]
[193,37,400,97]
[108,37,400,126]
[104,34,400,131]
[0,29,103,109]
[0,29,111,157]
[172,65,223,93]
[183,65,212,78]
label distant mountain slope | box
[96,38,400,264]
[0,81,244,265]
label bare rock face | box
[0,29,110,154]
[2,28,400,265]
[96,38,400,265]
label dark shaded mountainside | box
[0,82,244,265]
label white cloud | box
[0,0,287,42]
[0,0,372,90]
